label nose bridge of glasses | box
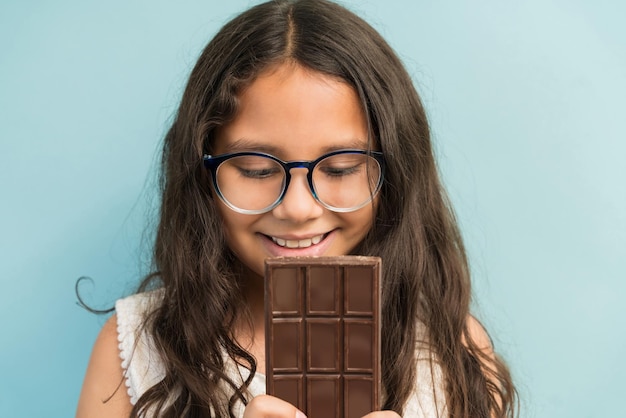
[284,160,313,172]
[282,160,315,194]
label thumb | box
[244,394,307,418]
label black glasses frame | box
[203,149,385,214]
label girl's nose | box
[271,168,324,222]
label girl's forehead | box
[214,63,369,159]
[238,63,355,112]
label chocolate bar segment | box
[265,256,381,418]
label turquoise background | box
[1,0,624,416]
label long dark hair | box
[132,0,517,416]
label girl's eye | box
[320,164,362,177]
[227,156,283,179]
[237,166,281,179]
[318,154,367,177]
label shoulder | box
[115,290,167,404]
[465,315,495,359]
[404,317,498,416]
[76,290,165,418]
[116,289,164,320]
[115,290,163,344]
[76,315,132,418]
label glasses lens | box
[312,153,382,211]
[216,155,285,212]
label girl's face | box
[213,63,376,279]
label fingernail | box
[295,410,307,418]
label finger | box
[361,411,401,418]
[243,394,307,418]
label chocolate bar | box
[264,256,382,418]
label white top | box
[116,291,447,417]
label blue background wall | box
[1,1,624,416]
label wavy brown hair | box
[130,0,518,417]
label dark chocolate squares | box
[265,256,381,418]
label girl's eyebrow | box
[220,138,281,155]
[221,137,370,156]
[319,141,370,153]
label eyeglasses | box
[203,149,384,214]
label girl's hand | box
[244,395,401,418]
[243,395,306,418]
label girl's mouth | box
[269,233,327,249]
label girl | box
[77,0,517,417]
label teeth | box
[271,234,324,248]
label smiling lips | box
[270,233,325,248]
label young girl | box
[77,0,517,417]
